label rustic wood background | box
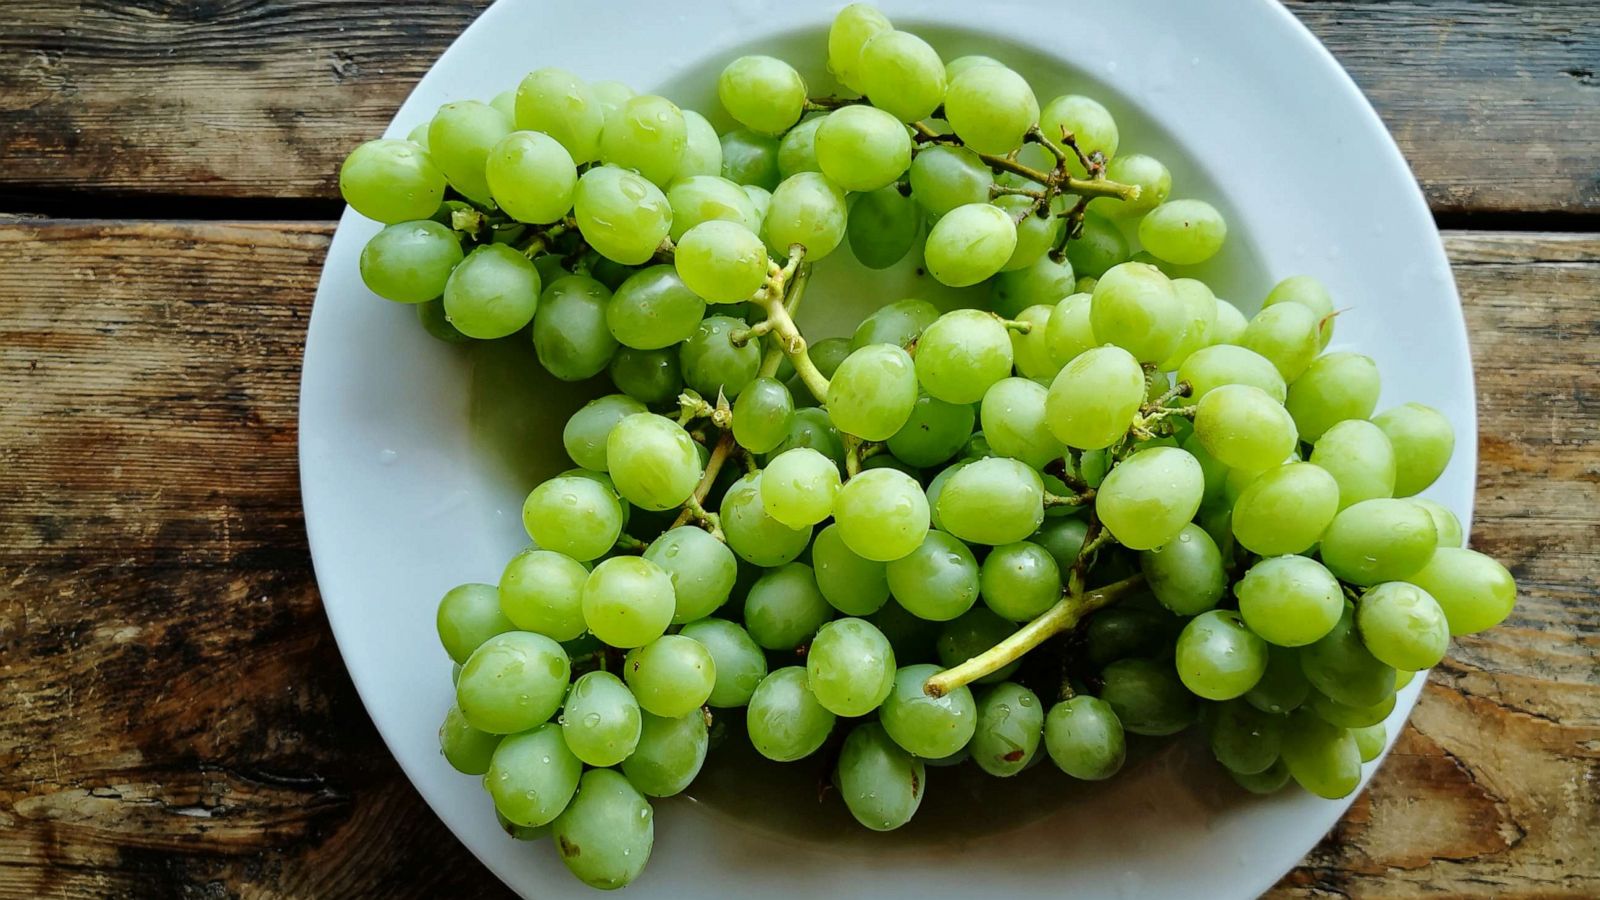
[0,1,1596,897]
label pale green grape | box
[937,607,1020,682]
[679,618,767,707]
[835,722,926,831]
[847,185,921,269]
[1263,274,1336,348]
[1039,94,1118,177]
[980,541,1062,622]
[747,666,836,761]
[428,100,511,203]
[406,121,430,149]
[858,30,946,122]
[979,377,1062,469]
[1231,759,1292,794]
[731,376,795,454]
[1090,262,1184,365]
[1411,497,1465,548]
[1352,722,1387,763]
[944,54,1002,80]
[1372,402,1455,496]
[807,617,897,716]
[1155,277,1219,370]
[827,3,893,92]
[624,634,716,717]
[359,220,463,303]
[1100,657,1196,736]
[915,309,1015,402]
[744,184,772,226]
[827,343,919,440]
[499,549,588,641]
[1245,644,1311,714]
[1309,689,1395,729]
[970,682,1043,776]
[851,298,939,350]
[457,631,570,734]
[720,128,782,190]
[521,475,623,561]
[622,710,709,797]
[1236,555,1343,647]
[886,394,975,467]
[1300,602,1397,707]
[562,394,645,471]
[884,529,980,621]
[1093,153,1171,218]
[610,346,683,406]
[944,64,1039,154]
[339,139,446,223]
[417,297,469,343]
[1212,297,1249,345]
[1194,383,1299,472]
[1009,304,1058,378]
[1045,695,1126,779]
[592,80,636,117]
[573,165,673,265]
[677,109,723,179]
[995,194,1063,272]
[718,55,806,135]
[1406,547,1517,635]
[1310,419,1397,509]
[815,105,913,192]
[1138,199,1227,266]
[1183,432,1230,506]
[880,663,976,758]
[719,471,813,567]
[777,116,824,178]
[744,562,831,650]
[551,769,653,890]
[665,174,759,241]
[1207,700,1283,775]
[604,265,705,349]
[486,723,581,826]
[605,412,702,511]
[442,244,540,339]
[514,67,603,162]
[1240,301,1320,382]
[1280,709,1361,799]
[936,457,1045,546]
[908,144,992,217]
[560,671,642,767]
[439,704,501,775]
[1065,211,1129,278]
[485,130,577,224]
[581,556,676,648]
[534,275,619,380]
[1175,610,1268,700]
[761,447,843,527]
[436,583,514,664]
[674,220,770,303]
[1095,447,1205,550]
[680,315,762,400]
[1042,292,1095,366]
[1139,523,1225,615]
[812,523,891,616]
[1320,498,1438,585]
[833,468,931,562]
[598,94,685,186]
[1356,581,1449,671]
[1176,344,1287,404]
[924,203,1018,288]
[763,172,849,260]
[1232,462,1340,556]
[1285,352,1381,441]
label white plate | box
[300,0,1475,896]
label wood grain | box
[0,220,1594,896]
[0,1,1596,216]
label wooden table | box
[1,2,1595,896]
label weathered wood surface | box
[0,1,1596,217]
[0,221,1593,897]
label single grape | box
[812,523,892,615]
[815,105,913,192]
[1372,403,1456,497]
[834,722,926,831]
[441,244,540,339]
[1230,758,1292,795]
[679,618,768,708]
[1193,383,1299,472]
[1175,609,1269,700]
[731,376,795,454]
[851,298,939,349]
[1093,153,1171,218]
[499,549,588,641]
[624,634,716,718]
[980,541,1062,622]
[807,617,897,717]
[833,468,931,562]
[1045,694,1127,780]
[915,309,1015,403]
[777,115,824,179]
[551,769,653,890]
[886,394,976,467]
[1320,498,1438,585]
[1039,94,1118,177]
[884,529,981,621]
[1154,277,1219,371]
[1232,461,1341,556]
[1235,555,1344,647]
[456,631,570,734]
[439,704,502,775]
[486,723,581,827]
[485,130,577,225]
[562,394,645,471]
[1300,602,1397,708]
[1099,657,1197,736]
[1207,699,1283,775]
[1065,211,1130,279]
[1138,199,1227,266]
[924,203,1019,288]
[747,666,837,761]
[598,94,686,186]
[941,64,1038,154]
[762,447,843,527]
[680,315,763,400]
[936,456,1045,546]
[1310,689,1396,729]
[514,68,603,162]
[1285,352,1381,441]
[1090,262,1184,365]
[880,663,977,758]
[1263,274,1336,348]
[676,109,723,179]
[604,412,701,511]
[339,139,446,224]
[1032,516,1089,574]
[604,265,705,349]
[908,144,993,217]
[1176,344,1287,404]
[1240,301,1320,382]
[847,185,922,269]
[428,100,512,203]
[968,682,1043,776]
[1280,709,1361,799]
[417,297,470,342]
[980,377,1064,470]
[667,174,760,241]
[720,128,782,190]
[610,346,683,405]
[573,165,673,265]
[1310,418,1398,509]
[1212,297,1249,344]
[1406,547,1518,636]
[1245,644,1312,714]
[858,29,946,122]
[581,556,676,649]
[534,275,619,380]
[1355,581,1449,671]
[763,171,849,260]
[591,80,635,118]
[1009,304,1059,379]
[744,562,832,651]
[1095,446,1205,550]
[1411,497,1465,548]
[827,343,919,440]
[744,184,773,225]
[718,55,806,135]
[436,582,516,665]
[560,671,642,767]
[720,471,813,567]
[827,3,893,92]
[521,474,623,561]
[1352,722,1387,763]
[622,710,709,797]
[675,220,770,303]
[1139,523,1225,615]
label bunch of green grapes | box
[339,3,1517,889]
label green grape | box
[1406,547,1517,636]
[763,171,849,260]
[814,105,913,192]
[1310,419,1397,509]
[923,202,1018,288]
[1045,695,1126,780]
[744,184,773,225]
[533,275,619,380]
[731,376,795,454]
[1139,523,1225,615]
[677,109,723,179]
[1411,497,1464,548]
[485,130,577,225]
[1207,699,1283,775]
[1039,94,1118,177]
[1352,722,1387,763]
[1093,154,1171,219]
[1138,199,1228,266]
[979,541,1061,622]
[848,185,922,269]
[591,80,635,118]
[979,377,1063,470]
[1372,403,1455,496]
[406,121,430,149]
[360,220,463,303]
[1245,644,1311,714]
[551,769,653,890]
[936,456,1045,546]
[944,64,1039,154]
[1280,709,1361,799]
[807,617,897,716]
[908,144,993,217]
[915,309,1015,403]
[944,54,1003,80]
[1089,262,1183,365]
[1230,758,1292,794]
[886,394,975,467]
[666,174,760,241]
[1038,293,1094,368]
[680,314,763,400]
[563,394,646,471]
[573,165,673,265]
[581,556,676,648]
[1285,352,1381,441]
[622,710,709,798]
[720,471,813,567]
[858,29,946,122]
[835,722,926,831]
[441,244,540,339]
[439,704,501,775]
[1154,277,1219,370]
[1194,383,1299,471]
[862,454,920,477]
[514,67,603,162]
[1176,344,1287,404]
[1263,274,1336,348]
[812,523,891,615]
[994,258,1076,322]
[1232,461,1340,556]
[1065,211,1130,279]
[587,255,634,289]
[609,346,683,405]
[679,618,768,707]
[774,405,846,464]
[1095,447,1205,550]
[428,100,511,203]
[884,529,980,621]
[1320,498,1437,585]
[762,447,843,527]
[560,671,642,767]
[851,298,939,350]
[604,413,701,511]
[521,475,623,561]
[1211,297,1249,345]
[827,3,893,93]
[417,297,470,343]
[1032,516,1089,574]
[1301,602,1397,708]
[674,220,769,303]
[833,468,931,562]
[339,139,446,224]
[1099,657,1197,736]
[456,632,570,733]
[938,607,1020,683]
[1309,689,1395,728]
[1355,581,1449,671]
[598,94,685,186]
[995,195,1063,273]
[968,682,1043,776]
[871,596,940,664]
[777,115,824,179]
[744,562,831,650]
[1240,301,1319,382]
[1235,555,1343,647]
[434,581,515,664]
[879,663,976,758]
[1009,304,1059,378]
[486,723,581,828]
[499,549,588,641]
[747,666,837,761]
[720,128,782,190]
[623,634,716,718]
[1182,433,1229,507]
[1175,609,1268,700]
[717,55,806,135]
[827,344,919,440]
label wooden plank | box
[0,1,1596,216]
[0,221,1595,896]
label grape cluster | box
[340,3,1518,890]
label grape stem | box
[994,313,1033,335]
[841,434,884,478]
[906,121,1139,203]
[754,246,831,403]
[670,430,736,538]
[1043,488,1095,508]
[612,534,649,554]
